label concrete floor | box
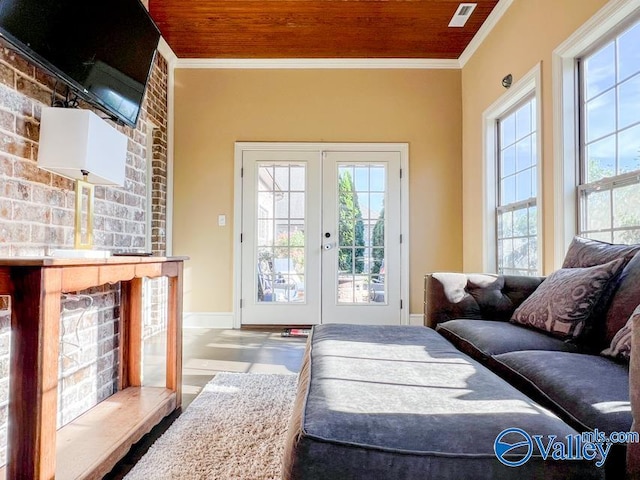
[179,327,307,407]
[104,327,308,478]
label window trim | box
[552,0,640,267]
[482,63,543,274]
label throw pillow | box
[562,236,640,268]
[601,304,640,362]
[561,237,640,349]
[511,258,626,340]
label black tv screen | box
[0,0,160,128]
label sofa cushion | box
[601,304,639,362]
[510,258,626,340]
[562,236,640,268]
[493,350,631,434]
[436,319,578,362]
[283,324,602,480]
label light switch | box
[218,214,226,227]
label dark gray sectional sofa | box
[282,237,639,479]
[426,237,640,479]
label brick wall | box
[147,56,168,256]
[57,287,120,429]
[0,45,169,464]
[0,47,169,255]
[145,55,169,340]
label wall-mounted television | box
[0,0,160,128]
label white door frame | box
[233,142,410,328]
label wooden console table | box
[0,256,186,479]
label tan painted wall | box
[461,0,608,273]
[173,69,462,314]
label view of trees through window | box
[579,19,640,244]
[337,166,386,303]
[338,170,366,273]
[496,96,539,276]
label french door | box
[237,143,406,326]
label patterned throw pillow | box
[562,236,640,268]
[511,258,626,340]
[601,304,640,361]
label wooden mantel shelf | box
[0,256,186,480]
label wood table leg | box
[8,267,62,480]
[120,278,143,389]
[166,264,183,407]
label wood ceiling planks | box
[149,0,499,59]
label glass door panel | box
[336,164,387,304]
[241,150,321,325]
[322,151,401,325]
[256,163,306,303]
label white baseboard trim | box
[184,312,423,328]
[183,312,234,329]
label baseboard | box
[183,312,234,329]
[183,312,423,328]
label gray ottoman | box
[282,324,603,480]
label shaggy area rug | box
[124,373,298,480]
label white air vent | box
[448,3,477,27]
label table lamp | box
[37,107,127,257]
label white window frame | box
[553,0,640,267]
[578,22,640,243]
[482,63,543,274]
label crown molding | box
[554,0,640,57]
[175,57,461,69]
[158,37,178,67]
[458,0,515,68]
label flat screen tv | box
[0,0,161,128]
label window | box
[578,19,640,244]
[496,97,539,275]
[483,64,541,274]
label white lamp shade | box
[37,107,127,186]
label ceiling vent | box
[448,3,477,27]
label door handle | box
[323,232,333,250]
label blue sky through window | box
[583,21,640,183]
